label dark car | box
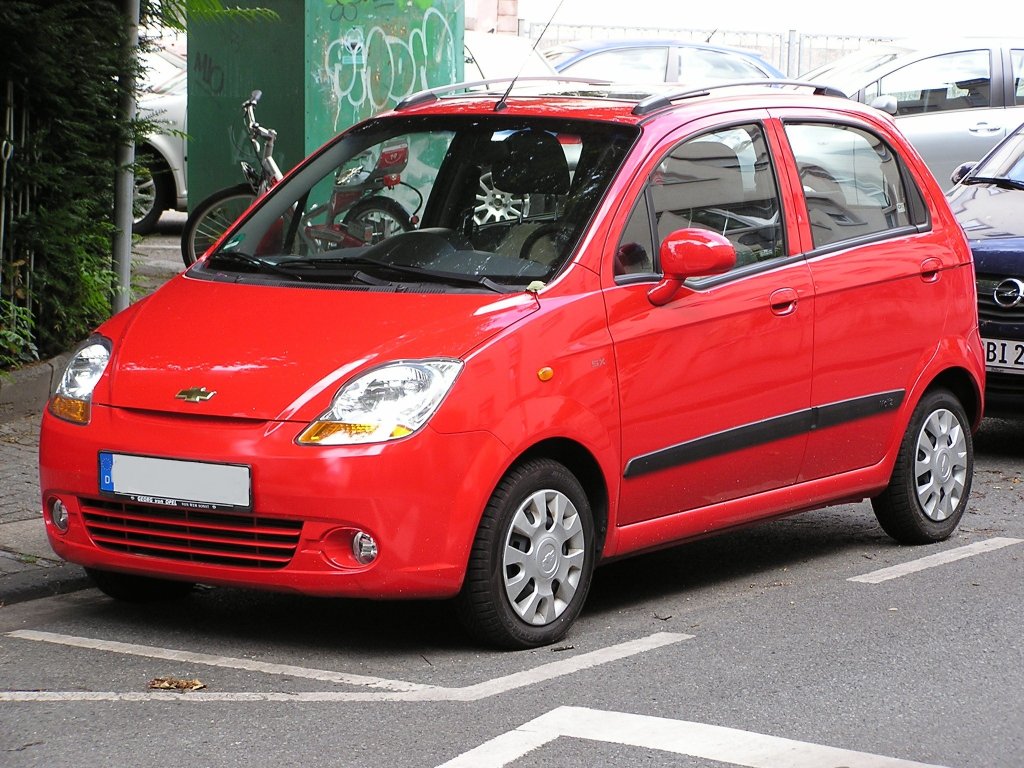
[947,120,1024,417]
[544,38,784,83]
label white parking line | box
[848,537,1023,584]
[436,705,951,768]
[1,630,691,703]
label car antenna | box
[494,0,566,112]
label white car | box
[134,48,188,233]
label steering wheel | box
[519,223,570,264]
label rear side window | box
[784,122,923,250]
[1014,49,1024,105]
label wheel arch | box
[925,366,983,431]
[517,437,610,557]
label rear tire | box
[86,568,195,603]
[871,389,973,544]
[341,196,413,244]
[457,458,595,649]
[180,183,256,266]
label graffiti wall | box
[187,0,464,210]
[307,0,463,150]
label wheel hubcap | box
[914,408,968,521]
[502,489,586,626]
[475,172,527,224]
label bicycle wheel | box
[180,183,256,266]
[342,196,413,245]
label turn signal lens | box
[297,359,462,446]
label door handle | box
[769,287,798,316]
[920,257,942,283]
[968,122,1002,134]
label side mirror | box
[648,229,736,306]
[869,95,898,115]
[950,162,976,186]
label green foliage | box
[152,0,279,30]
[0,0,131,364]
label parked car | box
[41,79,985,649]
[134,47,188,234]
[801,38,1024,186]
[543,38,784,83]
[947,120,1024,417]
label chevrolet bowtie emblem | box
[176,386,217,403]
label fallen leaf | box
[148,676,206,691]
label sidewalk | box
[0,217,184,606]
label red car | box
[40,81,985,649]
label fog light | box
[352,532,378,565]
[50,498,70,532]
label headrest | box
[492,130,571,196]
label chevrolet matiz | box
[40,79,986,648]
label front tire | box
[871,389,973,544]
[86,568,195,603]
[180,183,256,266]
[457,458,595,649]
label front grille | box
[80,498,303,569]
[976,274,1024,324]
[987,370,1024,399]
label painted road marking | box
[435,705,951,768]
[849,537,1023,584]
[1,630,690,703]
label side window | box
[562,47,669,82]
[1013,49,1024,105]
[678,48,768,82]
[784,122,922,250]
[614,195,655,277]
[648,124,784,269]
[877,50,991,115]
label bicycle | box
[181,90,417,266]
[180,90,281,266]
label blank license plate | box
[984,338,1024,374]
[99,452,251,510]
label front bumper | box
[39,405,509,598]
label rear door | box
[775,113,952,482]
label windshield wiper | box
[962,175,1024,191]
[327,255,512,293]
[207,251,305,280]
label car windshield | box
[193,114,637,292]
[965,123,1024,186]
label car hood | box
[948,183,1024,241]
[99,275,538,421]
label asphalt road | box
[1,415,1021,768]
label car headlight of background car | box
[48,337,112,425]
[297,359,463,445]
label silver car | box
[802,38,1024,186]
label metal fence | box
[1,79,35,324]
[519,22,893,77]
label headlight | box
[297,359,463,445]
[49,337,112,425]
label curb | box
[0,353,72,423]
[0,561,92,607]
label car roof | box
[548,37,768,56]
[387,79,874,126]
